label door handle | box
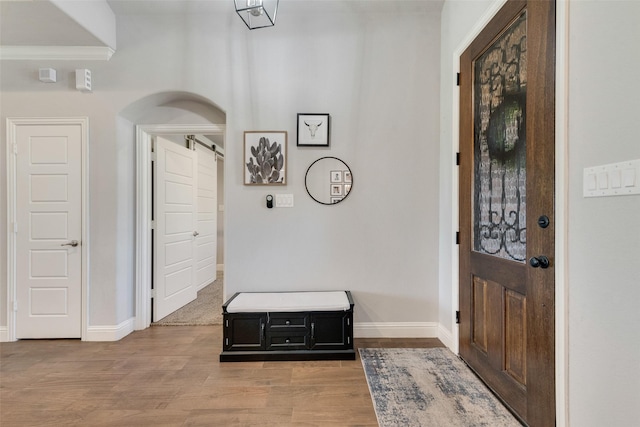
[529,255,550,269]
[61,240,79,247]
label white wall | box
[439,0,640,425]
[0,88,124,326]
[224,2,443,328]
[1,1,442,334]
[438,0,495,343]
[0,5,235,328]
[566,1,640,425]
[217,158,225,268]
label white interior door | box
[153,136,198,321]
[195,144,217,290]
[16,124,82,338]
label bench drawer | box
[267,333,309,350]
[269,313,308,329]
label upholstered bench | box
[219,291,355,362]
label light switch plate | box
[584,159,640,197]
[275,194,294,207]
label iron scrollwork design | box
[473,12,527,262]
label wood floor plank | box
[81,409,190,426]
[291,406,380,426]
[183,408,293,427]
[0,325,444,426]
[266,384,373,408]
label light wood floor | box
[1,325,444,426]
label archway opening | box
[118,91,226,330]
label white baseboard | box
[85,317,135,341]
[438,324,455,350]
[354,322,439,338]
[4,320,456,346]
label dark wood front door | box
[459,1,556,425]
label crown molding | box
[0,46,115,61]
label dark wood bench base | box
[220,291,355,362]
[220,349,356,362]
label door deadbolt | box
[537,215,550,229]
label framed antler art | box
[297,113,330,147]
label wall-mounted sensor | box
[75,68,92,92]
[39,68,57,83]
[266,194,273,209]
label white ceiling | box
[106,0,231,16]
[0,1,106,47]
[0,0,440,147]
[0,0,233,49]
[1,0,443,48]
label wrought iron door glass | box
[473,11,527,262]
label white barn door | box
[15,123,83,338]
[153,137,198,321]
[195,144,217,290]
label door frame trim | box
[5,117,90,342]
[449,0,569,425]
[134,124,225,331]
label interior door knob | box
[61,240,79,247]
[529,255,550,269]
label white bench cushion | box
[227,291,350,313]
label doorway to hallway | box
[135,124,225,331]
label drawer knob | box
[285,338,290,343]
[285,320,290,325]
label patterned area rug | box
[359,348,522,427]
[153,273,223,326]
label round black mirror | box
[305,157,353,205]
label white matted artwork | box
[297,113,330,147]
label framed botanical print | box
[244,131,287,185]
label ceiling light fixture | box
[234,0,278,30]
